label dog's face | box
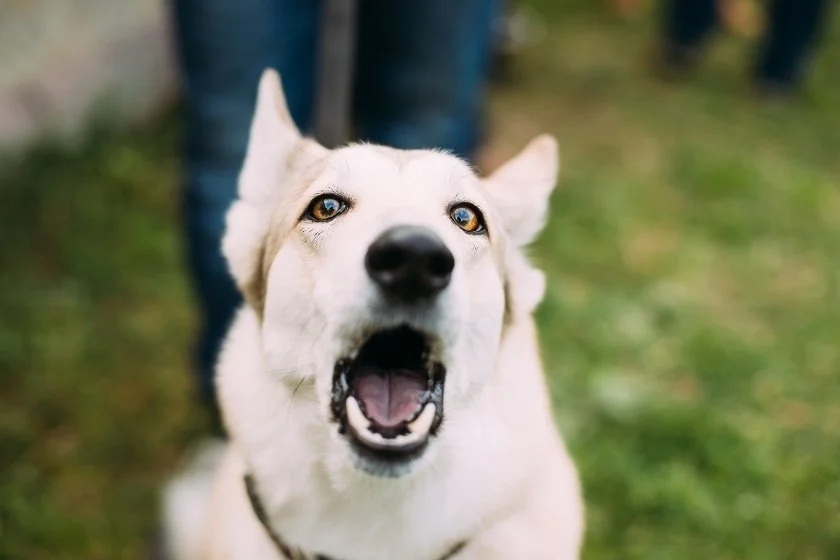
[222,71,559,479]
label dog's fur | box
[162,69,584,560]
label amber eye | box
[305,195,348,222]
[450,204,485,234]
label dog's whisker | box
[263,362,316,377]
[291,376,308,397]
[285,376,308,426]
[263,368,296,377]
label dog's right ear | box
[237,68,327,204]
[223,69,328,310]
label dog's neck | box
[244,473,468,560]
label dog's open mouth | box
[331,326,445,462]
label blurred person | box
[491,0,546,82]
[613,0,647,18]
[170,0,501,430]
[654,0,831,98]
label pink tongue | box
[352,368,426,427]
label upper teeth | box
[345,396,436,450]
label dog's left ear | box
[481,134,560,247]
[482,135,559,317]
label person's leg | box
[171,0,319,421]
[352,0,502,162]
[654,0,719,78]
[754,0,830,91]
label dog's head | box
[221,70,559,479]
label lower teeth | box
[345,396,437,450]
[406,402,436,435]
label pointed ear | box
[482,134,560,247]
[223,69,327,312]
[237,68,326,204]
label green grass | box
[2,3,839,558]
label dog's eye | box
[450,204,484,234]
[306,195,348,222]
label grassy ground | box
[2,3,839,559]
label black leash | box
[244,475,466,560]
[312,0,357,148]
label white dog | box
[161,69,584,560]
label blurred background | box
[1,0,838,558]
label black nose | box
[365,226,455,302]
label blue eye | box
[450,204,484,233]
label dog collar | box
[244,474,466,560]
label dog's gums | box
[331,326,446,472]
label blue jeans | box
[171,0,501,413]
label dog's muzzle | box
[330,327,446,476]
[328,226,452,476]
